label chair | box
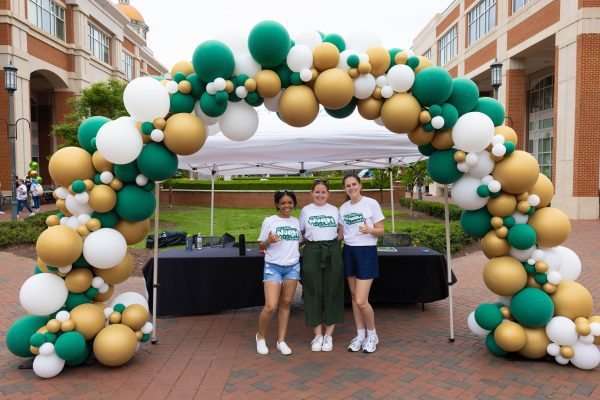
[381,233,412,247]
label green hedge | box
[400,221,473,254]
[399,198,462,221]
[165,178,390,191]
[0,210,55,248]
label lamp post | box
[490,59,503,100]
[4,61,18,220]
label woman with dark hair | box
[300,179,344,352]
[256,190,301,355]
[340,172,384,353]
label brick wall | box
[465,40,497,74]
[436,5,460,37]
[0,0,9,10]
[123,38,135,53]
[505,69,527,149]
[0,71,9,192]
[448,65,458,78]
[27,35,74,72]
[147,64,161,76]
[579,0,600,7]
[507,0,560,50]
[465,0,478,10]
[0,23,10,45]
[66,5,74,44]
[572,34,600,197]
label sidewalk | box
[1,220,599,399]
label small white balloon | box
[77,214,91,225]
[39,342,55,356]
[60,217,68,225]
[123,77,170,122]
[590,322,600,336]
[546,270,562,285]
[194,101,220,125]
[135,174,149,186]
[469,151,495,178]
[165,80,178,94]
[83,228,127,269]
[481,175,493,185]
[492,143,507,157]
[580,334,595,345]
[55,310,70,322]
[263,90,283,112]
[450,175,489,210]
[571,341,600,369]
[66,194,93,216]
[96,117,143,164]
[386,64,415,92]
[33,353,65,379]
[380,85,394,99]
[555,354,570,365]
[235,86,248,99]
[487,180,502,193]
[492,134,506,145]
[375,75,387,87]
[465,153,478,167]
[234,53,261,78]
[431,116,445,129]
[337,50,352,71]
[287,44,313,72]
[92,276,105,288]
[20,273,68,316]
[206,82,217,95]
[512,210,529,224]
[213,77,226,91]
[66,217,80,230]
[546,316,578,345]
[150,129,164,142]
[300,68,313,82]
[99,283,110,294]
[54,187,69,200]
[456,162,470,173]
[527,258,535,265]
[353,74,376,99]
[452,112,495,153]
[527,194,541,207]
[509,245,537,262]
[532,249,545,261]
[58,265,72,274]
[467,311,490,337]
[74,192,89,205]
[547,343,560,356]
[103,307,114,318]
[100,171,114,184]
[141,322,154,335]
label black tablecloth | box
[143,246,457,317]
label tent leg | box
[444,185,455,342]
[151,184,160,344]
[389,168,395,233]
[210,169,215,237]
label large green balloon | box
[170,92,195,114]
[427,149,463,184]
[274,63,293,88]
[485,331,507,356]
[248,21,291,68]
[66,292,91,310]
[510,288,554,328]
[475,303,503,330]
[474,97,505,126]
[440,103,459,130]
[460,207,493,238]
[507,224,537,250]
[325,98,357,119]
[78,116,110,154]
[6,315,49,357]
[446,78,480,115]
[115,184,156,222]
[55,331,87,361]
[200,92,227,117]
[411,67,453,107]
[418,143,436,156]
[323,33,346,52]
[114,161,140,183]
[137,143,178,182]
[91,210,119,228]
[66,345,90,366]
[186,73,206,100]
[191,40,235,82]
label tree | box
[399,160,429,215]
[52,79,129,148]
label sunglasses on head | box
[276,189,294,194]
[314,179,329,184]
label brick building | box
[412,0,600,219]
[0,0,166,191]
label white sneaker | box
[322,335,333,352]
[256,334,268,355]
[311,335,323,352]
[362,335,379,353]
[347,335,365,352]
[29,212,36,217]
[277,341,292,355]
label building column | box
[504,58,527,149]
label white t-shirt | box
[300,203,339,241]
[340,196,385,246]
[16,184,28,201]
[258,215,301,266]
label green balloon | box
[6,316,49,357]
[322,33,346,52]
[325,98,357,119]
[71,180,86,193]
[274,64,292,88]
[141,122,154,135]
[248,20,291,68]
[427,149,463,184]
[418,143,436,156]
[215,91,229,105]
[474,97,505,126]
[429,104,442,117]
[91,210,119,228]
[503,216,516,228]
[200,92,227,117]
[170,92,195,114]
[507,224,537,250]
[510,288,554,328]
[460,207,493,238]
[485,331,507,356]
[523,262,536,273]
[406,56,420,70]
[65,345,89,367]
[143,180,156,192]
[447,78,480,115]
[476,185,490,198]
[115,184,156,222]
[192,40,235,82]
[228,91,242,103]
[475,303,503,330]
[236,74,249,86]
[186,73,206,100]
[30,332,46,347]
[534,272,548,285]
[245,94,264,107]
[78,116,110,154]
[113,303,126,313]
[85,287,99,299]
[173,72,186,83]
[137,143,178,181]
[387,48,402,71]
[440,103,459,130]
[290,72,302,85]
[346,54,360,68]
[504,141,515,155]
[412,67,453,107]
[44,332,57,343]
[66,292,91,310]
[55,331,87,361]
[141,333,151,342]
[114,161,140,183]
[34,264,42,274]
[29,161,39,170]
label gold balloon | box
[483,256,527,296]
[109,311,122,324]
[136,330,143,340]
[121,304,149,331]
[487,193,517,217]
[170,60,194,77]
[91,151,113,173]
[518,327,551,359]
[244,78,257,92]
[395,52,408,65]
[311,68,319,81]
[528,207,571,247]
[454,151,466,163]
[313,68,355,110]
[141,132,152,144]
[419,111,432,124]
[56,199,71,216]
[94,284,115,302]
[115,219,150,245]
[278,86,319,128]
[255,70,281,99]
[500,307,512,319]
[492,151,539,194]
[516,200,531,214]
[357,61,371,75]
[494,321,527,352]
[65,268,93,293]
[36,225,83,267]
[178,81,192,94]
[490,216,504,229]
[542,282,556,294]
[47,319,61,333]
[30,345,39,355]
[528,173,554,209]
[94,252,134,285]
[88,185,117,213]
[153,118,166,130]
[414,56,433,75]
[37,257,53,273]
[93,324,138,367]
[495,226,508,238]
[29,170,38,179]
[560,345,574,359]
[372,87,382,100]
[225,80,234,93]
[495,125,518,145]
[87,218,102,231]
[431,130,454,150]
[312,43,340,72]
[61,319,75,332]
[482,231,510,258]
[163,113,207,156]
[84,179,94,191]
[408,126,433,146]
[46,215,60,227]
[516,192,529,202]
[535,261,548,273]
[551,281,594,319]
[357,98,383,120]
[348,68,359,79]
[527,275,542,289]
[70,303,106,340]
[366,46,391,77]
[49,147,96,188]
[380,93,421,134]
[575,317,591,336]
[109,178,123,191]
[77,224,90,238]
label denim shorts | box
[343,245,379,280]
[263,262,301,284]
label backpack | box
[34,184,43,196]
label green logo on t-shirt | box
[344,212,365,225]
[276,226,300,240]
[308,215,336,228]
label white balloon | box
[554,246,581,281]
[92,276,105,288]
[555,354,570,365]
[123,77,170,122]
[206,124,221,136]
[150,129,164,142]
[39,342,55,356]
[135,174,148,186]
[60,217,68,225]
[452,112,495,153]
[590,322,600,336]
[487,180,501,193]
[492,134,506,145]
[141,322,154,334]
[546,316,578,345]
[512,210,529,225]
[456,162,470,173]
[467,311,490,337]
[300,68,313,82]
[380,85,394,99]
[528,194,541,207]
[547,342,560,356]
[571,341,600,370]
[74,192,89,205]
[580,334,595,345]
[546,270,562,285]
[353,74,376,99]
[100,171,113,184]
[58,265,72,274]
[540,247,562,272]
[492,143,507,157]
[337,50,352,71]
[234,53,261,78]
[431,116,445,130]
[468,151,494,178]
[264,90,283,112]
[509,245,536,262]
[294,30,322,49]
[481,175,493,185]
[77,214,91,225]
[33,353,65,379]
[55,311,70,322]
[235,86,248,99]
[96,117,143,164]
[66,194,93,216]
[194,101,220,125]
[103,307,114,318]
[213,29,248,54]
[206,82,217,95]
[451,175,489,210]
[287,45,313,72]
[99,283,109,293]
[54,187,69,200]
[66,216,79,230]
[532,249,545,261]
[498,296,511,306]
[375,75,387,87]
[20,273,68,316]
[165,80,178,94]
[83,228,127,269]
[219,102,259,142]
[345,30,382,52]
[386,64,415,92]
[111,291,149,311]
[213,78,226,91]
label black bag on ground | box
[146,231,187,248]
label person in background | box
[16,179,34,218]
[256,190,301,355]
[300,179,344,352]
[0,180,5,215]
[339,172,385,353]
[30,178,43,213]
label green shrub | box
[0,210,56,248]
[399,198,462,220]
[402,221,473,254]
[165,178,389,191]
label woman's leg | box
[17,200,23,214]
[347,276,365,331]
[257,282,281,339]
[33,196,39,210]
[24,199,33,213]
[277,279,298,342]
[354,278,375,330]
[324,324,335,336]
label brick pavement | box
[1,221,599,400]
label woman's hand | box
[358,223,371,234]
[266,231,281,245]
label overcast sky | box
[131,0,451,70]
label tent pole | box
[151,183,160,344]
[444,184,455,342]
[210,167,215,237]
[389,162,395,233]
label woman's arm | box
[337,224,344,241]
[358,220,384,237]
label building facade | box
[412,0,600,219]
[0,0,166,190]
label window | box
[513,0,532,12]
[528,137,552,179]
[529,75,553,113]
[28,0,65,40]
[438,25,457,66]
[88,24,110,64]
[468,0,496,45]
[122,51,134,80]
[423,48,432,60]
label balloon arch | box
[6,21,599,378]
